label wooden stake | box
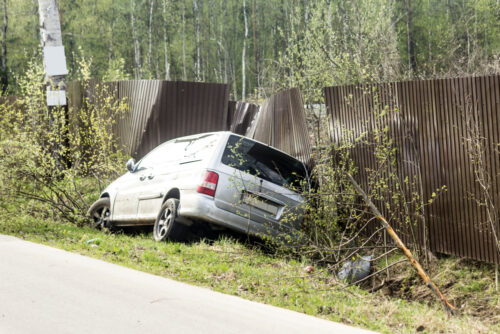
[347,173,456,314]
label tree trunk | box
[202,1,207,82]
[427,0,431,64]
[341,0,349,52]
[131,0,141,78]
[406,0,416,73]
[38,0,66,94]
[223,0,228,84]
[193,0,200,81]
[252,0,258,90]
[162,0,170,80]
[182,0,187,80]
[148,0,154,78]
[108,2,115,64]
[31,0,38,42]
[38,0,69,168]
[108,22,114,63]
[242,0,248,101]
[1,0,7,93]
[326,0,333,51]
[214,0,221,82]
[231,59,237,100]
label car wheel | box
[88,198,112,229]
[153,199,186,242]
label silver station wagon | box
[88,131,308,241]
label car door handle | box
[139,175,147,181]
[147,174,155,180]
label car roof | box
[161,131,302,163]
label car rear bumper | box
[178,192,295,237]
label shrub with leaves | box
[0,59,128,224]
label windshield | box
[221,135,307,189]
[136,133,220,169]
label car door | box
[112,167,151,222]
[113,142,175,224]
[136,165,167,222]
[132,143,179,223]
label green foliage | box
[103,58,131,82]
[274,1,400,103]
[0,59,128,224]
[296,140,361,260]
[3,0,500,98]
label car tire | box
[88,198,112,229]
[153,199,186,242]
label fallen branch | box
[347,173,456,314]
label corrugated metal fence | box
[67,80,230,159]
[325,75,500,264]
[248,88,312,167]
[66,80,311,165]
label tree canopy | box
[3,0,500,100]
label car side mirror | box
[126,158,136,172]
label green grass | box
[0,215,498,334]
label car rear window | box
[221,135,307,189]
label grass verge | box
[0,215,498,334]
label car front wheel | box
[153,199,186,242]
[88,198,111,229]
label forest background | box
[2,0,500,103]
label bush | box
[0,59,128,225]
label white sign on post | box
[46,88,67,106]
[43,46,68,76]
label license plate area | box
[241,192,280,216]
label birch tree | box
[1,0,7,92]
[131,0,141,78]
[406,0,416,73]
[193,0,200,81]
[241,0,248,100]
[148,0,155,78]
[181,0,187,80]
[252,0,259,88]
[162,0,170,80]
[38,0,67,99]
[3,0,500,93]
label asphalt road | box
[0,234,375,334]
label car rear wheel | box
[153,199,186,242]
[88,198,112,229]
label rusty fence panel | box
[135,81,230,158]
[227,100,260,135]
[325,75,500,264]
[67,81,311,166]
[247,88,312,167]
[68,80,230,159]
[67,81,311,164]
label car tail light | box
[197,171,219,197]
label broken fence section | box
[66,80,312,167]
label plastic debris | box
[337,255,372,283]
